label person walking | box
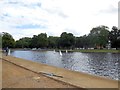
[5,47,9,56]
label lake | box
[10,50,119,80]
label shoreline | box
[2,55,119,88]
[10,48,120,53]
[2,59,76,88]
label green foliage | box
[37,33,48,48]
[15,37,31,48]
[75,35,90,48]
[109,26,120,48]
[30,35,38,48]
[59,32,75,49]
[0,33,2,48]
[30,33,48,48]
[2,32,15,48]
[48,36,59,48]
[75,37,83,48]
[2,25,120,49]
[88,25,109,48]
[74,25,110,49]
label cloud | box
[98,5,118,14]
[43,8,68,18]
[64,28,82,36]
[15,24,47,29]
[0,0,119,40]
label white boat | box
[59,50,62,56]
[54,49,56,54]
[66,50,68,53]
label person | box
[5,47,9,56]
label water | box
[10,50,119,80]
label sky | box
[0,0,119,40]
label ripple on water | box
[11,51,119,80]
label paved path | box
[0,58,2,89]
[2,59,77,88]
[2,55,119,89]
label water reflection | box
[11,50,119,80]
[86,53,119,79]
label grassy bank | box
[74,49,120,53]
[55,49,120,53]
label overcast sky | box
[0,0,119,40]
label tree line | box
[1,25,120,49]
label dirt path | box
[2,60,76,88]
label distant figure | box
[8,49,10,55]
[5,47,9,56]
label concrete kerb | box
[2,58,82,89]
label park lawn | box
[55,49,120,53]
[74,49,120,53]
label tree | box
[37,33,48,48]
[30,35,38,48]
[81,35,90,49]
[109,26,120,49]
[0,33,2,48]
[2,32,15,48]
[59,32,75,49]
[75,37,83,48]
[30,33,48,48]
[48,36,59,48]
[15,37,31,48]
[88,25,109,49]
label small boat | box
[59,50,62,56]
[66,50,68,53]
[54,49,56,54]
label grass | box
[73,49,120,53]
[55,49,120,53]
